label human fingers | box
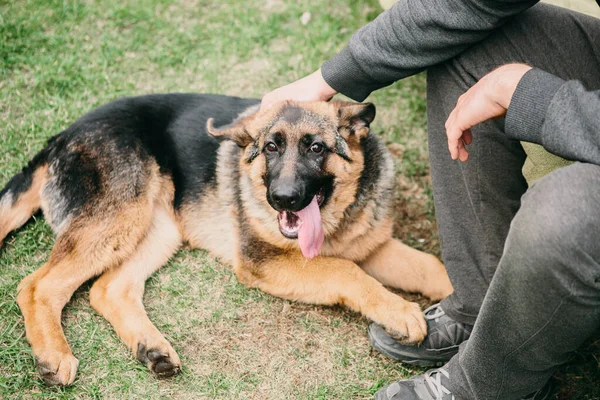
[463,129,472,145]
[260,69,338,111]
[445,101,470,161]
[445,83,501,160]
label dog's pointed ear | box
[334,102,376,138]
[206,117,254,147]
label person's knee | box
[523,163,600,233]
[505,163,600,283]
[428,3,571,89]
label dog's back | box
[0,93,258,240]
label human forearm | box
[322,0,538,101]
[506,69,600,165]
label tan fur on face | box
[243,102,346,149]
[235,101,389,262]
[240,154,289,249]
[319,138,364,235]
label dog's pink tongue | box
[294,196,324,259]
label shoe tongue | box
[293,196,324,259]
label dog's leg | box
[359,238,453,301]
[16,205,152,386]
[0,165,47,248]
[239,253,427,344]
[90,205,182,377]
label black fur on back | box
[19,94,260,214]
[73,93,258,208]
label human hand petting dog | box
[445,63,532,162]
[260,69,338,110]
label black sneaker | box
[369,303,472,367]
[374,366,555,400]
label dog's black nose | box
[271,186,302,210]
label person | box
[261,1,600,399]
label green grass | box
[0,0,598,399]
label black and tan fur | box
[0,94,452,386]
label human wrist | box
[494,63,533,109]
[312,69,338,101]
[321,47,375,102]
[505,68,566,143]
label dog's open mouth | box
[277,189,325,259]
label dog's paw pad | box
[137,342,181,378]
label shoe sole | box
[368,326,453,367]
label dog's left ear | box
[206,118,254,147]
[334,102,376,138]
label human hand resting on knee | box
[445,63,533,162]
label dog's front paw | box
[384,301,427,344]
[36,351,79,386]
[370,295,427,345]
[136,341,181,378]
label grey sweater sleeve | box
[321,0,538,101]
[505,68,600,165]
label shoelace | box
[424,367,455,400]
[424,303,445,322]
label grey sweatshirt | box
[320,0,600,166]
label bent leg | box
[446,163,600,398]
[240,253,428,344]
[16,205,151,385]
[360,238,453,301]
[90,206,182,377]
[427,4,600,323]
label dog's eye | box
[265,142,278,152]
[309,143,324,154]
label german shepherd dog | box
[0,94,452,386]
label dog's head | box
[207,101,375,258]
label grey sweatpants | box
[426,4,600,399]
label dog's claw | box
[36,353,79,386]
[385,329,409,341]
[38,362,57,376]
